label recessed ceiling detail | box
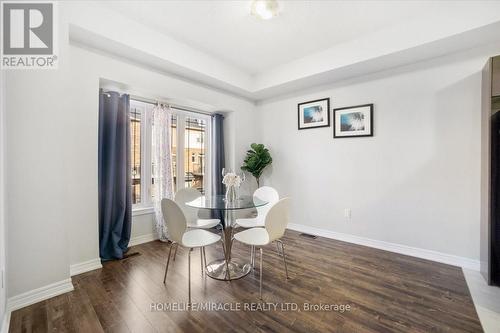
[67,1,500,102]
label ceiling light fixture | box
[250,0,280,20]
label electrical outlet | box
[344,208,351,219]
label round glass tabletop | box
[186,194,268,210]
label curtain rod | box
[129,94,213,116]
[101,88,213,116]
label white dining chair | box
[175,188,220,229]
[233,197,291,299]
[235,186,279,228]
[161,198,227,305]
[173,188,221,262]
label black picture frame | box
[333,104,374,138]
[297,98,330,130]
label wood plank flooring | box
[9,230,483,332]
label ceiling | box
[69,1,500,101]
[102,0,441,75]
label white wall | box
[4,19,72,297]
[131,214,155,241]
[258,43,500,262]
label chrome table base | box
[204,209,252,281]
[205,258,252,281]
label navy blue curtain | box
[211,113,225,196]
[210,114,225,220]
[98,89,132,260]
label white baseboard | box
[1,309,10,333]
[70,234,159,278]
[129,233,158,247]
[287,223,480,271]
[7,278,74,312]
[70,258,102,276]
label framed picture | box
[297,98,330,130]
[333,104,373,138]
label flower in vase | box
[222,172,242,188]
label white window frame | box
[130,99,212,213]
[171,109,212,196]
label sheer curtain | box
[152,104,174,241]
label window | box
[184,116,208,193]
[130,99,211,208]
[130,105,142,204]
[130,100,152,208]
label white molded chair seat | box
[188,218,220,229]
[235,186,279,228]
[182,229,220,248]
[233,227,269,246]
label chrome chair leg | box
[163,242,174,284]
[202,246,207,269]
[259,248,263,300]
[200,247,204,276]
[253,246,256,269]
[278,240,289,280]
[173,243,178,261]
[188,248,193,306]
[250,245,254,268]
[275,242,281,256]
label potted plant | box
[241,143,272,187]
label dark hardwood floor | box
[9,230,482,332]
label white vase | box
[225,185,236,203]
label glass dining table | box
[186,194,268,281]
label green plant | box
[241,143,272,187]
